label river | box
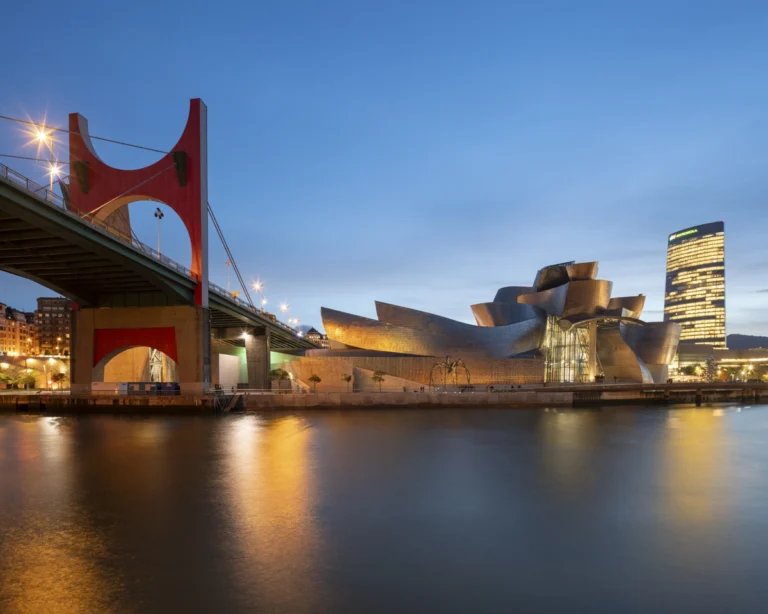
[1,406,768,613]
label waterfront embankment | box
[1,382,766,414]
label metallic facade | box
[320,260,681,384]
[664,221,725,348]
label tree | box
[15,372,36,389]
[680,364,704,377]
[51,372,68,389]
[309,374,321,392]
[269,368,290,381]
[341,373,352,392]
[372,370,386,392]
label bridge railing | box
[208,281,306,337]
[0,162,65,207]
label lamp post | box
[225,260,232,292]
[35,128,59,200]
[252,280,267,312]
[154,208,164,256]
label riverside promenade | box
[1,382,767,414]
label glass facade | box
[541,316,591,383]
[664,221,725,348]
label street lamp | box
[225,260,232,292]
[251,280,267,311]
[34,128,58,199]
[154,208,164,255]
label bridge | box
[0,99,317,393]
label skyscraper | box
[664,221,725,347]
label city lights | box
[280,303,289,313]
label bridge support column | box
[71,305,210,395]
[245,329,271,390]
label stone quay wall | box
[244,390,573,409]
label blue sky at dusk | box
[2,1,767,333]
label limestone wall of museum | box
[273,353,544,391]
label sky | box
[1,1,767,334]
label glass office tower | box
[664,221,725,347]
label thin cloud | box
[757,289,768,293]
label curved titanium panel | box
[517,284,569,316]
[517,280,613,317]
[621,321,681,367]
[533,263,574,291]
[562,280,613,317]
[596,324,654,384]
[322,306,546,358]
[471,302,544,327]
[493,286,536,303]
[375,301,461,332]
[565,261,599,281]
[607,295,646,319]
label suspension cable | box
[0,113,170,154]
[208,202,255,308]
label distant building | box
[36,297,72,356]
[664,222,726,348]
[0,303,37,356]
[304,327,330,349]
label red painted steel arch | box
[67,99,209,305]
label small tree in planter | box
[15,372,36,390]
[372,370,386,392]
[51,372,68,390]
[341,373,352,392]
[309,374,321,392]
[269,368,291,392]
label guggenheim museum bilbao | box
[275,261,681,391]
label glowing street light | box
[31,125,58,199]
[251,280,267,312]
[280,303,289,313]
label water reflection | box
[220,415,325,613]
[539,410,601,498]
[661,409,728,527]
[1,408,768,613]
[0,417,119,614]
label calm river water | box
[2,406,768,613]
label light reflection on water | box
[1,406,768,613]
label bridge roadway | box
[0,162,315,352]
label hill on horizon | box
[727,334,768,350]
